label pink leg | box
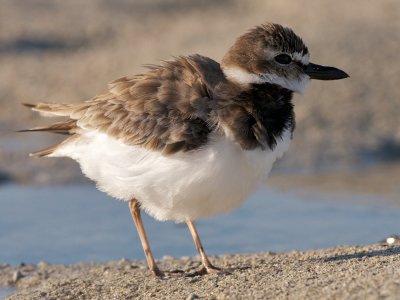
[128,199,164,277]
[186,220,221,274]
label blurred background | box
[0,0,399,264]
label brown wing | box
[24,55,225,156]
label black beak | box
[305,62,349,80]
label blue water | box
[0,184,399,265]
[0,287,15,299]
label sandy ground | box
[0,0,400,184]
[1,244,399,299]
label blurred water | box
[0,184,399,265]
[0,287,14,299]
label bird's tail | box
[19,102,79,157]
[21,102,76,117]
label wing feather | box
[23,55,226,156]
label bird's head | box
[221,23,348,93]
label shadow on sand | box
[322,246,400,262]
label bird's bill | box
[305,63,349,80]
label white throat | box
[223,66,310,94]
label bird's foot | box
[186,264,231,277]
[151,267,165,278]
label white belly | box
[51,130,291,222]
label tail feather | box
[29,144,60,157]
[21,102,80,157]
[22,102,77,117]
[29,135,78,157]
[21,103,36,108]
[17,120,77,135]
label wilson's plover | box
[22,23,348,277]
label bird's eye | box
[274,54,292,65]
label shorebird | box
[22,23,348,277]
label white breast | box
[51,129,291,222]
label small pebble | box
[180,256,191,261]
[186,293,199,300]
[124,265,132,271]
[131,265,139,269]
[385,235,400,245]
[37,261,49,269]
[118,257,127,265]
[188,277,200,283]
[12,270,23,282]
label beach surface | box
[1,244,399,299]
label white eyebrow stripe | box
[292,52,309,65]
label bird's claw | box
[186,265,231,277]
